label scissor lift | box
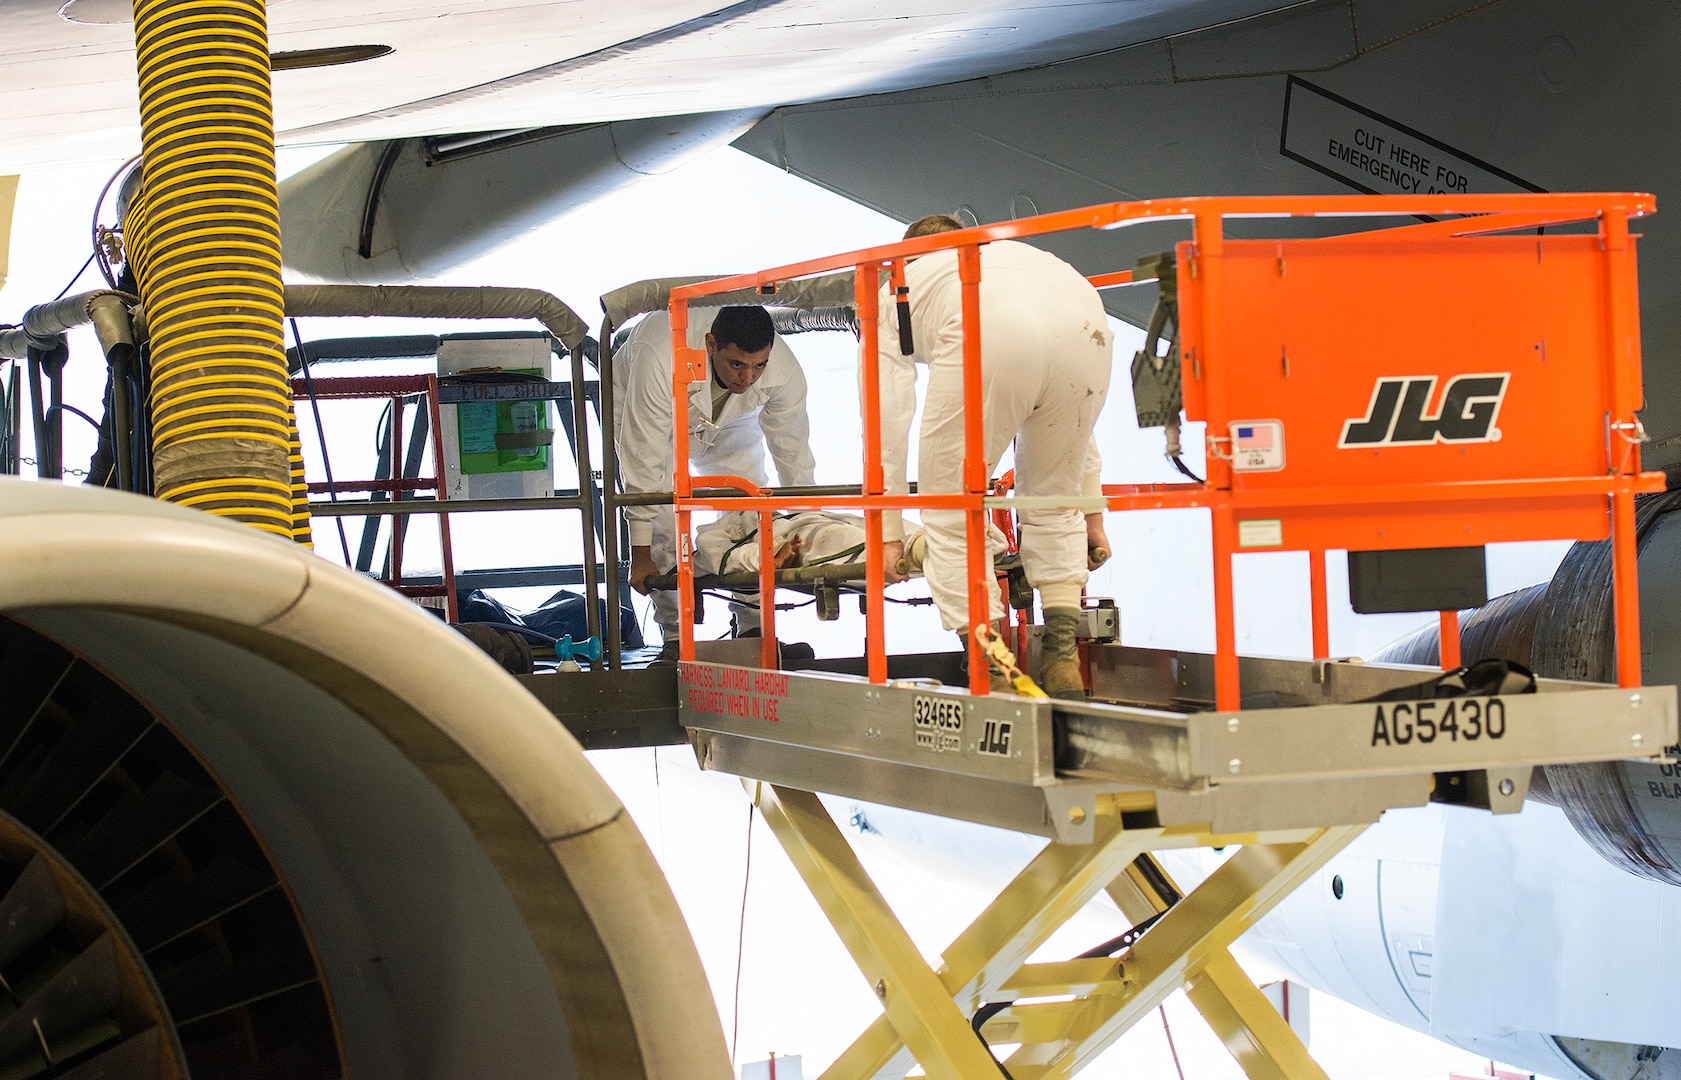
[658,193,1678,1080]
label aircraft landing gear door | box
[437,333,556,500]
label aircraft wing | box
[2,0,1288,171]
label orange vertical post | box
[1194,212,1241,711]
[671,299,698,662]
[1438,610,1461,670]
[1308,549,1329,660]
[676,509,695,661]
[1602,208,1646,689]
[1612,486,1642,686]
[859,261,888,683]
[957,244,990,695]
[1210,506,1239,711]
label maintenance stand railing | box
[654,192,1678,1080]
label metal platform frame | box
[755,782,1356,1080]
[649,192,1677,1079]
[682,643,1674,1079]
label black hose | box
[43,403,102,434]
[969,1003,1015,1079]
[51,253,98,303]
[969,855,1179,1073]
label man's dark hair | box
[904,214,963,239]
[708,306,775,353]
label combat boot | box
[1040,607,1087,700]
[957,629,1013,693]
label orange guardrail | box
[666,193,1661,709]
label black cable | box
[731,802,754,1067]
[969,1003,1015,1079]
[51,252,98,303]
[289,318,353,565]
[43,403,102,434]
[91,154,141,290]
[969,861,1179,1075]
[1161,1004,1187,1080]
[1170,456,1204,484]
[703,590,759,608]
[1130,852,1184,907]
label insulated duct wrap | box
[0,291,136,361]
[1372,491,1681,884]
[599,271,867,329]
[284,284,592,359]
[1373,583,1550,670]
[128,0,298,537]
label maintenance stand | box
[383,194,1681,1079]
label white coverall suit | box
[614,309,816,642]
[877,240,1113,631]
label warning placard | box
[1281,76,1542,197]
[681,664,788,722]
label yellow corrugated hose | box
[287,407,311,545]
[127,0,309,542]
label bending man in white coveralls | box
[876,215,1113,698]
[615,305,815,661]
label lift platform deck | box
[681,646,1671,842]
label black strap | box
[1364,657,1537,702]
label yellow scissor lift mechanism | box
[658,193,1678,1080]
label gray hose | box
[611,305,860,351]
[283,284,592,359]
[0,291,137,360]
[599,271,867,329]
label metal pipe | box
[1,292,141,489]
[108,351,132,490]
[24,351,46,479]
[569,336,600,644]
[45,356,63,479]
[600,315,622,668]
[309,494,591,517]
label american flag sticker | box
[1229,420,1285,472]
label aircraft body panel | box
[1243,801,1681,1077]
[734,0,1681,467]
[0,0,1287,171]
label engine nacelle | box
[280,109,762,284]
[0,480,728,1079]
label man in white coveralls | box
[614,305,815,662]
[876,214,1113,698]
